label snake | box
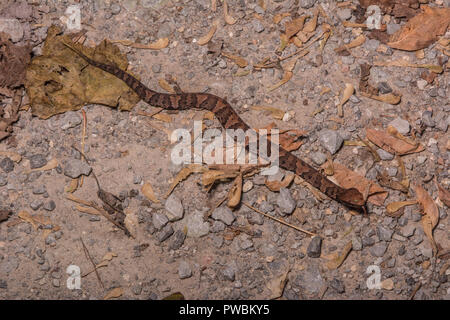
[62,42,366,212]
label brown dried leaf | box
[65,178,79,193]
[0,151,21,162]
[221,52,248,68]
[265,174,295,192]
[338,83,354,117]
[335,35,366,53]
[360,91,402,105]
[158,79,176,94]
[30,158,58,172]
[165,164,205,198]
[386,200,417,214]
[142,182,160,203]
[197,21,218,46]
[162,292,185,300]
[285,16,307,39]
[227,173,242,208]
[415,185,439,254]
[388,6,450,51]
[326,241,352,270]
[223,0,237,25]
[273,13,291,24]
[267,269,290,299]
[111,38,169,50]
[373,59,444,74]
[366,128,424,155]
[152,113,172,123]
[251,105,285,120]
[0,32,31,88]
[268,71,293,92]
[435,179,450,207]
[303,9,319,33]
[103,287,123,300]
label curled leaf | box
[142,182,159,203]
[435,179,450,207]
[103,287,123,300]
[366,128,424,155]
[268,71,293,92]
[227,173,242,208]
[165,164,205,198]
[326,241,352,270]
[338,83,354,117]
[197,21,218,46]
[415,185,439,255]
[265,174,294,192]
[223,0,237,25]
[285,16,306,39]
[386,200,417,214]
[221,52,248,68]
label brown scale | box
[63,42,366,212]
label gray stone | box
[422,111,435,127]
[311,152,327,165]
[165,194,184,221]
[185,210,210,237]
[178,261,192,279]
[156,224,174,242]
[152,212,169,230]
[123,0,139,11]
[247,211,264,225]
[417,79,428,90]
[376,149,394,161]
[110,3,121,15]
[32,185,47,195]
[212,234,224,248]
[211,206,236,226]
[29,154,47,169]
[63,159,92,178]
[252,20,264,33]
[300,0,316,9]
[400,225,416,238]
[277,188,296,215]
[152,64,161,73]
[211,220,226,233]
[388,117,410,135]
[238,235,253,250]
[157,23,173,38]
[0,18,24,42]
[352,236,363,251]
[169,230,186,250]
[0,157,14,173]
[0,174,7,186]
[30,200,43,211]
[369,242,388,257]
[330,278,345,293]
[60,111,82,130]
[43,200,56,211]
[362,237,375,247]
[222,261,237,281]
[307,236,322,258]
[387,22,401,35]
[365,39,380,51]
[377,225,393,241]
[294,261,324,295]
[318,129,343,154]
[387,167,397,177]
[337,8,352,20]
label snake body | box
[64,43,365,211]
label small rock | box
[185,210,210,237]
[381,278,394,291]
[178,261,192,279]
[337,8,352,20]
[63,159,92,178]
[242,180,253,192]
[388,118,410,135]
[307,236,322,258]
[0,174,7,186]
[330,278,345,293]
[400,224,416,238]
[376,149,394,161]
[276,188,296,215]
[156,224,174,242]
[152,212,169,230]
[311,152,327,165]
[0,157,14,173]
[300,0,316,9]
[319,129,343,155]
[352,236,363,251]
[52,279,60,287]
[211,220,226,233]
[422,111,435,127]
[43,200,56,211]
[30,200,43,211]
[110,3,121,15]
[417,79,428,90]
[152,64,161,73]
[60,111,82,130]
[370,242,388,257]
[0,18,24,42]
[169,230,186,250]
[365,39,380,51]
[222,263,236,281]
[377,225,394,241]
[252,20,264,33]
[164,194,184,221]
[29,154,47,169]
[211,206,236,226]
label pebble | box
[185,210,210,237]
[311,152,327,165]
[307,236,322,258]
[318,129,343,155]
[222,262,236,281]
[252,20,264,33]
[422,111,435,127]
[211,220,226,233]
[330,278,345,293]
[0,157,14,173]
[212,234,224,248]
[242,180,253,193]
[300,0,316,9]
[0,18,24,42]
[43,200,56,211]
[388,118,410,135]
[29,154,47,169]
[178,261,192,279]
[169,230,186,250]
[337,8,352,20]
[276,188,296,215]
[152,212,169,230]
[0,174,7,186]
[156,224,174,242]
[387,22,401,35]
[352,236,363,251]
[211,206,236,226]
[110,3,121,15]
[60,111,82,130]
[30,200,43,211]
[63,159,92,178]
[369,242,388,257]
[377,225,393,241]
[365,39,380,52]
[417,79,428,90]
[376,149,394,161]
[400,224,416,238]
[164,194,184,221]
[152,64,161,73]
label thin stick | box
[279,31,325,62]
[409,282,421,300]
[80,237,104,290]
[79,109,87,187]
[242,202,317,237]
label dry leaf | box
[152,113,172,123]
[373,59,444,74]
[273,13,291,24]
[18,210,39,229]
[162,292,185,300]
[227,173,242,208]
[360,91,402,105]
[111,38,169,50]
[251,105,284,120]
[381,278,394,291]
[197,21,218,46]
[268,71,293,92]
[165,164,205,198]
[65,178,79,193]
[103,287,123,300]
[435,179,450,207]
[326,241,352,270]
[366,128,424,155]
[0,151,21,162]
[221,52,248,68]
[335,35,366,53]
[338,83,354,117]
[415,185,439,254]
[303,9,319,33]
[158,79,176,94]
[223,0,237,25]
[285,16,307,39]
[142,182,159,203]
[75,205,100,215]
[30,158,58,172]
[386,200,417,214]
[265,174,295,192]
[388,6,450,51]
[328,163,387,206]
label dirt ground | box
[0,0,449,300]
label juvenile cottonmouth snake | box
[63,42,366,212]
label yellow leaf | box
[268,71,293,92]
[165,164,205,198]
[142,182,160,203]
[338,83,354,117]
[103,287,123,300]
[386,200,417,214]
[152,113,172,123]
[158,79,176,94]
[197,21,218,46]
[221,52,248,68]
[227,174,242,208]
[223,0,237,25]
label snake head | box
[337,188,366,212]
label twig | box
[409,282,422,300]
[79,109,87,187]
[242,202,317,237]
[279,31,325,62]
[80,237,104,290]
